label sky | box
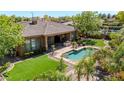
[0,11,117,17]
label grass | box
[80,39,105,47]
[4,55,60,81]
[94,40,106,47]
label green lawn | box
[4,55,59,81]
[94,40,105,47]
[80,39,105,47]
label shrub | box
[79,39,105,47]
[57,57,65,72]
[80,40,96,46]
[0,62,10,73]
[71,41,77,49]
[24,51,34,57]
[33,71,71,81]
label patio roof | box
[19,20,75,37]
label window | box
[36,39,40,50]
[48,37,54,46]
[25,40,31,52]
[31,39,36,50]
[25,38,40,52]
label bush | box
[57,57,65,72]
[104,76,120,81]
[24,51,34,57]
[79,39,105,47]
[0,62,10,73]
[33,71,71,81]
[80,40,96,45]
[71,41,77,49]
[83,32,103,39]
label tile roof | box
[19,20,75,37]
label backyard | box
[1,11,124,81]
[3,39,107,81]
[4,55,60,81]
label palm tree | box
[82,57,95,81]
[93,47,115,80]
[93,47,113,69]
[75,56,95,81]
[93,45,124,80]
[75,61,83,81]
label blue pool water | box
[64,48,95,62]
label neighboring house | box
[16,19,76,57]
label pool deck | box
[48,45,100,80]
[49,45,100,65]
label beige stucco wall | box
[17,31,76,57]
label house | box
[16,18,76,57]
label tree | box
[0,15,24,64]
[75,56,95,81]
[109,33,122,49]
[116,11,124,23]
[10,15,31,22]
[57,56,65,72]
[82,57,95,81]
[112,15,116,19]
[73,11,100,37]
[107,13,111,19]
[93,43,124,80]
[15,16,22,22]
[58,16,72,23]
[93,47,113,70]
[22,17,31,21]
[43,15,50,21]
[114,42,124,64]
[119,28,124,35]
[109,32,124,50]
[75,60,83,81]
[50,17,59,22]
[101,13,107,19]
[11,15,23,22]
[98,13,102,18]
[33,71,71,81]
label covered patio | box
[46,32,73,50]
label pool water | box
[64,48,95,62]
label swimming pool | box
[64,48,95,62]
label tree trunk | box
[86,75,89,81]
[78,74,80,81]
